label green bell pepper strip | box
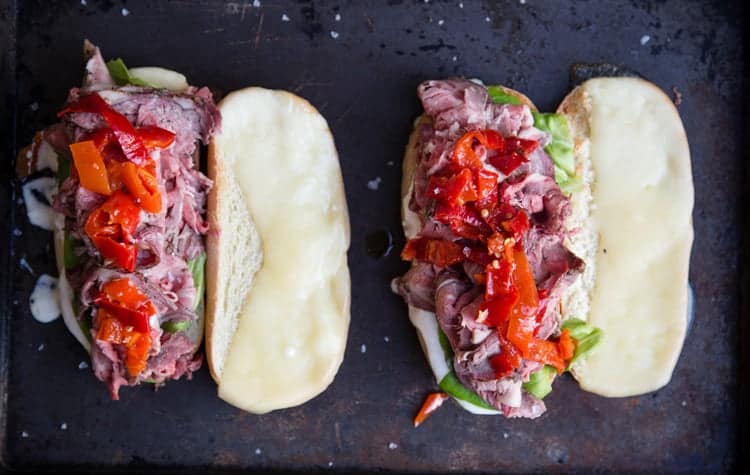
[436,327,495,410]
[487,85,522,106]
[187,252,206,312]
[522,364,556,399]
[561,318,603,367]
[106,58,155,88]
[161,320,192,333]
[57,155,71,185]
[531,112,582,194]
[63,233,82,270]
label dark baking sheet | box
[0,0,745,473]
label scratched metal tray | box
[0,0,745,473]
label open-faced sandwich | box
[394,77,693,423]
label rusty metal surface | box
[0,0,745,473]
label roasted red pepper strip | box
[413,392,449,428]
[558,328,576,361]
[87,126,175,152]
[433,203,490,241]
[451,130,506,170]
[59,93,149,166]
[487,137,539,176]
[120,161,162,213]
[95,278,156,333]
[490,334,523,378]
[402,237,490,267]
[96,309,152,377]
[137,126,176,149]
[95,278,157,376]
[84,191,141,271]
[427,168,478,206]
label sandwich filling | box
[49,43,219,399]
[396,79,595,418]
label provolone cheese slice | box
[570,78,693,397]
[216,88,350,413]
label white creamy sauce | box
[30,274,61,323]
[22,176,56,231]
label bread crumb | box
[672,86,683,107]
[281,13,290,21]
[640,35,650,45]
[19,257,35,275]
[388,442,398,450]
[367,177,382,190]
[330,31,340,39]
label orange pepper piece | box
[70,140,111,195]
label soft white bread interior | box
[399,86,535,415]
[558,77,693,397]
[207,87,351,413]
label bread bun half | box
[558,77,693,397]
[207,87,351,413]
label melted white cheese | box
[570,78,693,397]
[22,176,56,231]
[30,274,61,323]
[216,88,350,413]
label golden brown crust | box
[205,138,221,384]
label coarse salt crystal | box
[281,13,290,21]
[330,31,340,39]
[367,177,382,190]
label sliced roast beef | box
[52,44,216,399]
[434,271,479,351]
[396,263,438,312]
